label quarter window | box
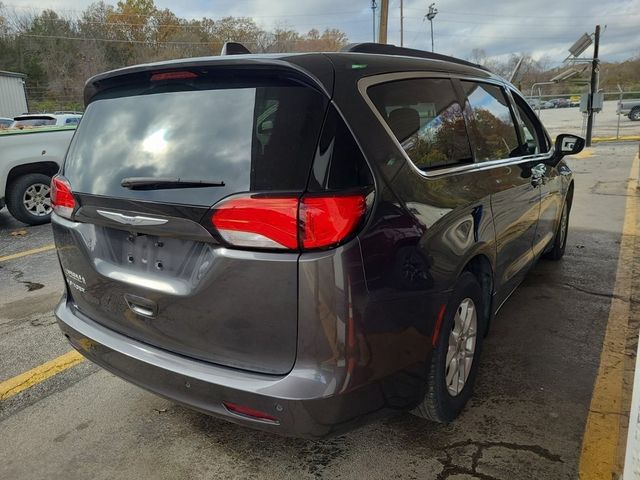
[368,78,472,170]
[461,81,520,161]
[512,94,549,154]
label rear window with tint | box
[64,77,328,206]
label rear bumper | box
[55,297,390,439]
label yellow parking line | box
[592,135,640,143]
[574,148,594,159]
[0,350,85,401]
[579,153,640,479]
[0,244,55,263]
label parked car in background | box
[52,43,584,438]
[11,113,82,129]
[553,98,570,108]
[617,99,640,121]
[0,117,13,128]
[0,125,76,224]
[544,98,570,109]
[569,95,581,107]
[527,98,544,109]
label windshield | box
[64,78,328,206]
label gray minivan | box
[52,43,583,438]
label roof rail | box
[341,43,490,72]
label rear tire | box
[545,198,569,261]
[6,173,53,225]
[629,107,640,121]
[411,272,485,423]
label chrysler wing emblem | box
[96,210,168,226]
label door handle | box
[124,294,158,318]
[531,163,546,187]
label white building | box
[0,71,28,118]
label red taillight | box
[301,195,366,249]
[51,175,75,219]
[211,196,299,249]
[211,193,367,251]
[222,402,279,423]
[150,71,198,81]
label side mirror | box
[553,134,585,161]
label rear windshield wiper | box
[121,177,225,190]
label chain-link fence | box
[527,91,640,142]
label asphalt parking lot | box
[540,99,640,139]
[1,142,639,479]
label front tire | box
[545,199,570,261]
[412,272,485,423]
[6,173,53,225]
[629,107,640,121]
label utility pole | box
[426,3,438,52]
[585,24,600,147]
[379,0,389,44]
[371,1,377,42]
[400,0,404,47]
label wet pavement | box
[0,142,638,479]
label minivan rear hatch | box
[54,67,330,374]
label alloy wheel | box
[559,206,568,247]
[445,297,478,397]
[23,183,52,217]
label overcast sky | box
[5,0,640,64]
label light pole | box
[425,3,438,52]
[371,1,377,42]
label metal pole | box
[371,1,377,42]
[400,0,404,47]
[537,87,543,116]
[616,84,623,140]
[430,20,434,52]
[585,25,600,147]
[379,0,389,44]
[425,4,438,52]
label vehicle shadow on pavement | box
[170,227,617,480]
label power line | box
[403,7,640,18]
[402,15,633,28]
[1,4,365,19]
[18,33,356,46]
[0,16,370,30]
[401,29,588,41]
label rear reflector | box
[150,71,198,82]
[211,193,366,251]
[222,402,279,423]
[51,175,75,219]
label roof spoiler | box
[220,42,252,56]
[341,43,489,72]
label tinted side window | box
[461,81,520,161]
[307,105,373,192]
[368,78,472,170]
[511,94,549,154]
